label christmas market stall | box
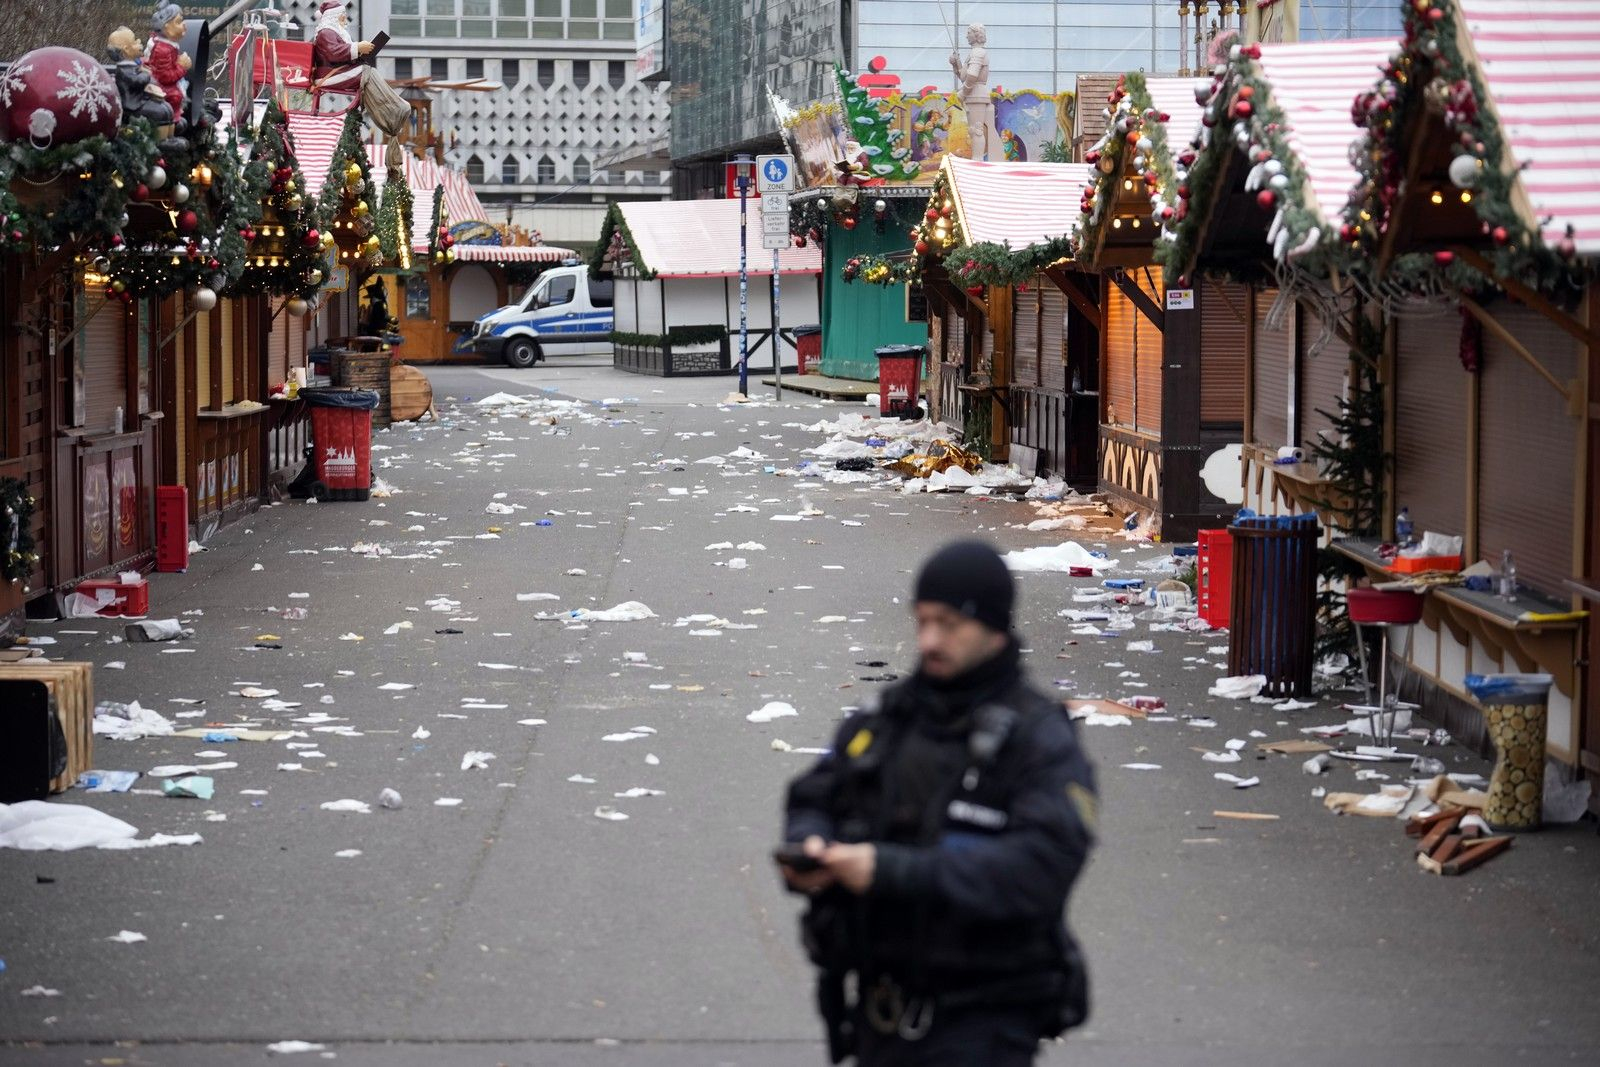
[1157,37,1398,532]
[874,156,1094,475]
[1071,73,1224,538]
[596,198,820,377]
[1326,0,1599,775]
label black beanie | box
[914,540,1015,633]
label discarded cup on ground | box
[378,787,403,810]
[1411,755,1447,776]
[1302,754,1332,775]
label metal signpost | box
[755,155,795,401]
[726,154,755,396]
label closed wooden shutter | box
[1133,266,1163,435]
[1478,304,1578,592]
[81,294,127,432]
[1395,305,1468,540]
[945,309,965,366]
[195,310,211,406]
[1199,278,1247,426]
[1013,284,1039,387]
[1105,283,1136,428]
[1298,306,1349,454]
[1251,286,1291,446]
[268,300,289,386]
[1040,284,1067,392]
[220,300,237,404]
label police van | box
[467,262,614,368]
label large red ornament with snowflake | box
[0,47,122,146]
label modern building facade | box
[280,0,672,247]
[666,0,1400,196]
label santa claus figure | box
[145,2,191,122]
[312,0,374,97]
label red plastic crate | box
[75,577,149,617]
[1197,528,1233,629]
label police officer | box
[778,540,1096,1065]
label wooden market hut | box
[598,199,821,377]
[1329,0,1599,775]
[1072,74,1235,540]
[1158,37,1400,524]
[916,157,1097,480]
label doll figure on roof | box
[107,26,174,129]
[145,3,190,124]
[833,139,882,187]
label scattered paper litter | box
[0,802,200,851]
[20,985,61,997]
[1121,763,1163,771]
[319,799,372,814]
[334,850,362,859]
[377,682,415,691]
[1209,675,1267,700]
[266,1041,327,1055]
[747,701,798,723]
[434,798,464,807]
[593,806,629,821]
[1215,773,1261,789]
[1002,542,1116,573]
[106,930,147,944]
[93,701,175,741]
[460,751,496,771]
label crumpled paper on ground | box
[1209,675,1268,700]
[538,601,657,623]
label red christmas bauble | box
[132,184,149,202]
[1256,189,1277,210]
[304,229,321,247]
[840,216,857,230]
[1491,226,1509,244]
[177,210,198,233]
[1340,223,1358,242]
[914,240,929,255]
[1234,100,1254,118]
[0,47,121,145]
[442,235,455,248]
[966,284,984,296]
[1237,85,1255,100]
[925,208,940,221]
[110,234,124,247]
[1434,250,1455,266]
[1178,185,1191,199]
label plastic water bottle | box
[1499,549,1516,599]
[1395,507,1413,546]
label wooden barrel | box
[333,350,392,429]
[389,364,434,422]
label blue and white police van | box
[466,262,614,368]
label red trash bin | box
[795,324,822,376]
[1197,528,1233,629]
[875,344,924,418]
[302,387,379,501]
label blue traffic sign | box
[755,154,796,192]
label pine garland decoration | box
[0,116,160,251]
[425,184,455,267]
[1076,72,1181,268]
[376,174,414,271]
[593,201,649,277]
[0,476,38,584]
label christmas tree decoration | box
[317,109,381,271]
[233,105,329,298]
[832,64,921,183]
[0,47,122,145]
[426,184,454,267]
[375,166,415,271]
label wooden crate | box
[0,661,94,794]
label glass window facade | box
[854,0,1402,98]
[669,0,843,162]
[391,0,632,40]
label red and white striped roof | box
[1252,38,1397,224]
[1145,76,1210,156]
[284,112,346,198]
[944,157,1095,249]
[1458,0,1600,255]
[614,199,821,278]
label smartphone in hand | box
[773,843,825,873]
